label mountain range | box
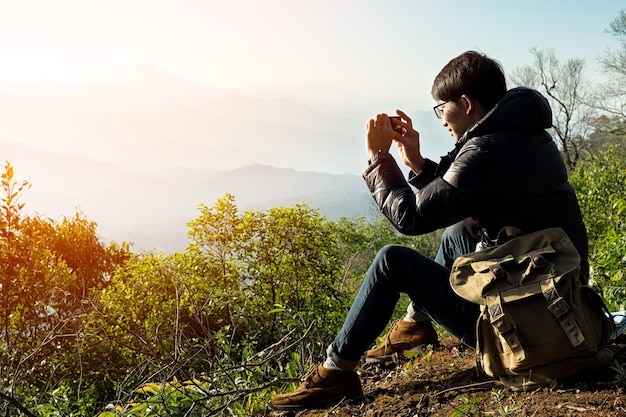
[4,139,380,252]
[0,67,453,252]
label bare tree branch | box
[511,48,595,170]
[0,391,36,417]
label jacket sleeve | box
[408,159,438,188]
[363,145,506,236]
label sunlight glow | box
[0,53,133,85]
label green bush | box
[81,195,354,413]
[0,162,131,416]
[570,145,626,310]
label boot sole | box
[268,394,364,411]
[365,343,432,363]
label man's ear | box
[460,95,485,117]
[459,95,474,115]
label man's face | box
[438,97,482,142]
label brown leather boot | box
[366,320,439,363]
[269,364,363,410]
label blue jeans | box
[434,220,480,268]
[327,221,479,369]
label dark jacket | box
[363,87,588,262]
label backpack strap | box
[540,278,585,347]
[486,294,525,362]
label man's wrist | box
[409,159,426,175]
[367,150,391,165]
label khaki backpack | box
[450,227,614,390]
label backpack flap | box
[450,255,515,303]
[450,228,580,304]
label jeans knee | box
[372,244,406,270]
[375,244,405,261]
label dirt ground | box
[267,336,626,417]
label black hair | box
[431,51,507,112]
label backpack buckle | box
[488,263,505,280]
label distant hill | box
[3,140,375,252]
[113,163,377,253]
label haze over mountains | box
[1,67,452,252]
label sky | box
[0,0,622,108]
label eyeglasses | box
[433,99,455,119]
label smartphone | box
[389,116,403,134]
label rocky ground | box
[267,336,626,417]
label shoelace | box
[385,320,401,346]
[379,320,402,355]
[302,366,321,387]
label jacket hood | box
[463,87,552,141]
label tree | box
[0,161,30,347]
[586,114,626,153]
[511,48,595,170]
[84,195,355,413]
[187,194,350,350]
[598,9,626,118]
[0,162,131,416]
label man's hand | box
[393,110,426,174]
[366,114,396,157]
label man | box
[269,50,588,410]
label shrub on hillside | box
[570,145,626,310]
